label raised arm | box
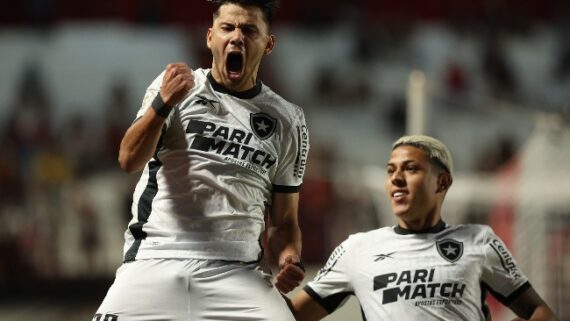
[118,63,194,173]
[508,286,558,321]
[267,191,305,293]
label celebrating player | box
[289,135,557,321]
[93,1,309,320]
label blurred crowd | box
[0,0,569,286]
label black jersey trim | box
[360,306,367,321]
[483,281,531,306]
[479,283,492,321]
[207,71,262,99]
[394,220,447,235]
[304,285,353,314]
[124,138,164,262]
[273,184,301,193]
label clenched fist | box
[275,255,305,293]
[160,63,194,106]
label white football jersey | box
[123,68,309,262]
[305,221,530,321]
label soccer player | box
[289,135,558,321]
[93,1,309,320]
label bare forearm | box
[514,306,559,321]
[118,63,194,173]
[269,192,304,293]
[118,109,166,173]
[268,221,302,265]
[530,306,559,321]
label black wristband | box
[293,260,305,272]
[151,94,174,118]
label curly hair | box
[208,0,279,26]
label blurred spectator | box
[64,114,100,178]
[71,184,101,276]
[442,60,470,109]
[298,143,338,263]
[481,32,519,101]
[102,81,132,169]
[385,97,406,137]
[474,135,516,173]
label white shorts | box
[93,259,295,321]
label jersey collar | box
[394,220,447,235]
[207,71,262,99]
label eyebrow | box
[219,21,258,28]
[386,160,416,168]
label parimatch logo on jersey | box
[186,119,277,175]
[373,268,466,305]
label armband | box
[151,94,174,118]
[293,260,305,272]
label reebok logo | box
[374,252,395,261]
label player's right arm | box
[118,63,194,173]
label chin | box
[391,204,409,216]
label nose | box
[230,28,244,46]
[390,170,405,187]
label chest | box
[351,238,484,303]
[165,87,284,177]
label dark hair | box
[209,0,279,27]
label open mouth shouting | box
[226,51,244,81]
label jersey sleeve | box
[134,71,174,129]
[304,238,354,314]
[272,108,309,193]
[481,226,530,305]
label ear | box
[206,28,213,49]
[264,34,276,55]
[436,173,453,193]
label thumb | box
[279,255,300,269]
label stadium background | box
[0,0,568,320]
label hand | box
[275,255,305,293]
[160,63,194,106]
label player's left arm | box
[268,191,304,294]
[481,226,559,321]
[508,286,558,321]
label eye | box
[221,24,234,32]
[242,26,258,36]
[386,167,395,175]
[406,165,418,172]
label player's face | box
[385,145,440,228]
[207,3,275,92]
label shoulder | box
[260,83,306,121]
[345,226,394,247]
[444,224,496,244]
[192,68,209,80]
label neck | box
[398,208,441,232]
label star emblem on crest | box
[436,239,464,263]
[250,113,276,140]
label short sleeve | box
[134,71,173,128]
[305,238,353,313]
[481,227,530,305]
[272,109,309,193]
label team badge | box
[436,239,463,263]
[250,113,276,140]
